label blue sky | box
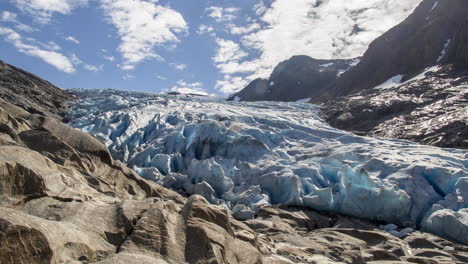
[0,0,422,96]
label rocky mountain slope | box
[0,60,74,121]
[323,0,468,100]
[227,56,359,102]
[320,0,468,149]
[229,0,468,149]
[1,60,468,263]
[321,65,468,149]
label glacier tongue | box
[67,89,468,242]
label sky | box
[0,0,423,96]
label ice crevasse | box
[67,89,468,244]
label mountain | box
[229,0,468,149]
[320,65,468,148]
[320,0,468,149]
[321,0,468,101]
[227,56,359,102]
[0,60,74,120]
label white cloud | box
[197,24,215,36]
[14,23,35,32]
[0,27,75,73]
[170,63,187,70]
[253,1,267,16]
[1,11,18,22]
[70,53,103,72]
[40,40,61,51]
[103,55,115,62]
[100,0,188,70]
[156,74,167,80]
[65,36,80,44]
[14,0,88,23]
[206,6,240,22]
[215,75,249,94]
[122,73,135,80]
[0,11,36,32]
[211,0,422,94]
[168,80,208,95]
[83,64,104,72]
[228,23,261,35]
[213,38,247,64]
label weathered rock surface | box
[247,206,468,264]
[0,60,75,121]
[228,56,358,102]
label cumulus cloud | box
[168,80,208,95]
[0,11,36,32]
[83,64,104,72]
[122,73,135,80]
[70,53,103,72]
[215,75,249,94]
[1,11,17,22]
[0,27,75,73]
[103,55,115,62]
[197,24,215,36]
[156,74,167,80]
[65,36,80,44]
[70,53,99,72]
[206,6,240,22]
[212,0,422,94]
[170,63,187,70]
[228,23,261,35]
[100,0,188,70]
[13,0,88,23]
[213,38,247,64]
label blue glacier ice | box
[67,89,468,244]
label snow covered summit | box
[68,89,468,244]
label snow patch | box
[430,1,438,12]
[349,58,360,67]
[405,65,442,83]
[337,59,360,77]
[374,74,404,90]
[320,63,333,67]
[269,81,275,86]
[437,39,451,63]
[296,98,311,103]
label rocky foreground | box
[0,60,467,263]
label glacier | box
[67,89,468,244]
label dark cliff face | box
[320,0,468,101]
[228,56,358,102]
[0,59,75,120]
[227,78,269,102]
[319,0,468,149]
[320,65,468,149]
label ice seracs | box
[68,89,468,244]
